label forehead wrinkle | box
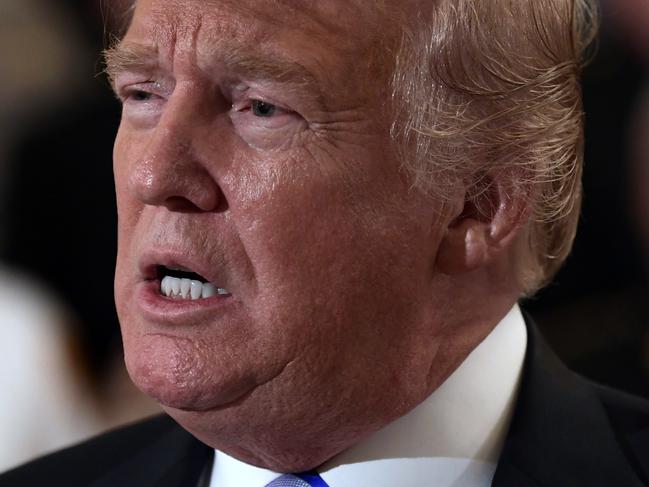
[248,0,391,38]
[114,0,401,103]
[191,2,333,99]
[105,37,325,102]
[126,0,205,71]
[154,0,391,68]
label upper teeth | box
[161,276,230,300]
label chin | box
[123,333,256,412]
[133,377,210,411]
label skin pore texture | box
[112,0,525,471]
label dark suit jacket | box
[2,321,649,486]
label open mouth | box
[157,265,231,300]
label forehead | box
[125,0,399,71]
[128,0,391,34]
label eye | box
[229,91,306,150]
[251,100,277,118]
[116,80,165,105]
[128,89,155,102]
[116,80,168,127]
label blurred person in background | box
[0,0,157,472]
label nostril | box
[213,187,229,212]
[162,188,228,213]
[163,196,205,213]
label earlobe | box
[435,175,529,275]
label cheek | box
[113,139,129,232]
[112,128,144,322]
[233,164,434,358]
[113,125,129,190]
[113,129,138,217]
[112,128,147,265]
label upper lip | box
[138,249,228,289]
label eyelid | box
[114,71,170,97]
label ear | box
[435,172,530,275]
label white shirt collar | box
[210,305,527,487]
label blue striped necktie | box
[265,471,329,487]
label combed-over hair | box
[391,0,598,295]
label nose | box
[127,100,223,213]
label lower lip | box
[136,280,235,324]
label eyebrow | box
[103,43,159,86]
[103,42,323,97]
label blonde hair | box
[391,0,598,295]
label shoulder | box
[594,380,649,421]
[592,382,649,469]
[494,315,649,486]
[0,415,192,486]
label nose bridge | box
[128,91,221,212]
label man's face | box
[113,0,449,468]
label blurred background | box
[0,0,648,473]
[0,0,157,473]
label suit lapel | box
[493,317,644,487]
[92,422,213,487]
